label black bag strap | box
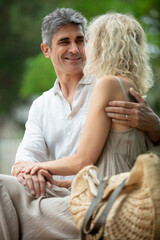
[81,178,108,239]
[81,178,127,240]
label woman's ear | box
[41,43,51,58]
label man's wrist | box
[148,116,160,144]
[153,116,160,132]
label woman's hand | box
[13,160,38,176]
[20,162,46,175]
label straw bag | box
[70,153,160,240]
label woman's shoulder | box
[96,75,137,91]
[95,75,117,89]
[94,75,138,102]
[97,75,117,83]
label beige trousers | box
[0,174,80,240]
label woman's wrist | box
[39,162,53,174]
[39,162,48,170]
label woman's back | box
[96,76,147,178]
[96,127,147,178]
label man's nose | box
[69,43,79,54]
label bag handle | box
[81,178,108,239]
[81,178,127,239]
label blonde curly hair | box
[84,13,153,95]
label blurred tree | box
[19,53,56,98]
[0,0,160,116]
[0,0,40,113]
[0,0,63,113]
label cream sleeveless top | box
[96,77,147,179]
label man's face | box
[47,24,86,77]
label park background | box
[0,0,160,174]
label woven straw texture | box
[70,153,160,240]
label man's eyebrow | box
[77,36,84,39]
[57,36,84,43]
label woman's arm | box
[31,77,112,175]
[22,76,123,176]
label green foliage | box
[20,53,56,98]
[148,80,160,116]
[0,0,160,116]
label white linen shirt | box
[15,75,96,180]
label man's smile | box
[64,57,81,61]
[63,53,82,61]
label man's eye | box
[77,39,84,44]
[60,41,69,45]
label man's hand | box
[18,170,72,198]
[17,169,53,198]
[105,88,160,144]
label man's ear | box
[41,43,51,58]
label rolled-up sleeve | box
[145,134,160,157]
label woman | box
[17,13,153,180]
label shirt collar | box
[52,75,94,95]
[52,79,61,95]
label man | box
[0,8,160,240]
[12,8,160,198]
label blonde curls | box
[84,13,153,95]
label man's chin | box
[66,64,83,73]
[64,68,83,77]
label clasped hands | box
[13,161,72,198]
[12,89,160,198]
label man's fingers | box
[112,119,132,126]
[31,175,41,198]
[46,181,52,188]
[24,173,47,198]
[17,171,50,198]
[37,172,46,196]
[106,106,136,115]
[107,100,139,109]
[39,170,53,185]
[129,88,146,103]
[107,110,139,121]
[24,174,36,197]
[37,170,53,195]
[17,173,26,186]
[107,112,130,120]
